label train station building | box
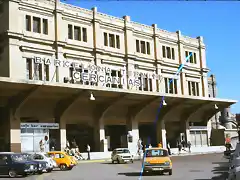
[0,0,237,153]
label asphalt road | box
[0,153,229,180]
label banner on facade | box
[21,123,59,129]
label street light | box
[89,92,95,101]
[162,100,167,106]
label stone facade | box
[0,0,208,97]
[0,0,237,152]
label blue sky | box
[63,1,240,113]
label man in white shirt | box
[87,144,91,160]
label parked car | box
[111,148,134,164]
[47,151,75,171]
[22,153,48,174]
[0,153,38,178]
[143,147,172,175]
[29,152,58,172]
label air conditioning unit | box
[63,77,70,83]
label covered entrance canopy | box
[0,77,237,152]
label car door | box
[0,155,9,175]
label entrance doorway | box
[139,123,157,147]
[105,125,127,151]
[66,124,94,152]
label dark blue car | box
[0,153,38,177]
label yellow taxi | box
[143,147,172,175]
[47,151,75,171]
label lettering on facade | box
[33,56,163,87]
[21,123,59,129]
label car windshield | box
[146,149,168,157]
[11,154,26,162]
[116,149,130,154]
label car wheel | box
[8,169,17,178]
[60,164,67,171]
[37,170,43,174]
[168,169,172,175]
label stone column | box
[54,117,67,151]
[123,15,136,90]
[197,36,208,97]
[127,116,139,156]
[60,118,67,151]
[181,121,191,143]
[176,30,186,96]
[94,118,108,152]
[156,120,167,148]
[7,109,21,152]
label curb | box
[77,151,223,163]
[78,159,110,163]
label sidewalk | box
[78,145,225,163]
[78,151,224,164]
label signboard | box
[21,123,59,129]
[33,56,165,88]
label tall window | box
[68,24,73,39]
[82,28,87,42]
[42,19,48,35]
[33,17,41,33]
[26,58,49,81]
[25,15,48,35]
[136,40,150,55]
[68,25,87,42]
[74,26,81,41]
[138,74,153,92]
[105,69,122,89]
[162,46,175,60]
[188,81,200,96]
[164,78,178,94]
[185,51,197,64]
[26,58,32,80]
[44,64,49,81]
[25,15,31,32]
[33,63,42,80]
[103,33,120,49]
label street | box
[0,153,229,180]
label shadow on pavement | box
[195,161,229,180]
[118,172,169,177]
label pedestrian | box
[39,140,44,152]
[167,142,171,155]
[87,144,91,160]
[178,142,182,155]
[187,141,191,153]
[181,139,186,151]
[158,142,162,148]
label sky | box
[62,0,240,114]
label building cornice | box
[20,45,55,55]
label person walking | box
[158,142,162,148]
[178,142,182,155]
[187,141,191,153]
[86,144,91,160]
[167,142,171,155]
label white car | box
[111,148,134,164]
[30,152,58,172]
